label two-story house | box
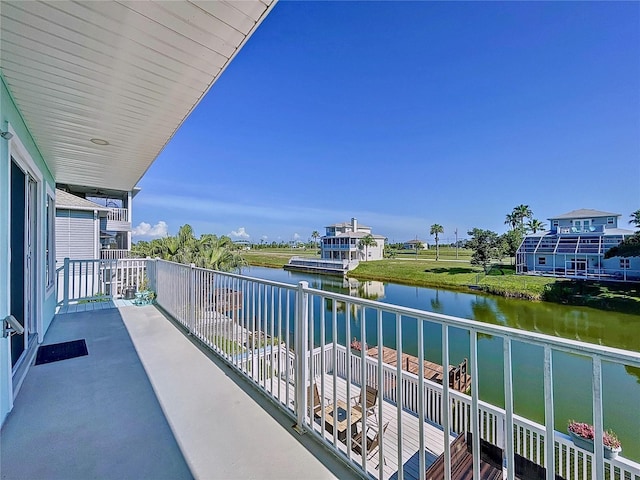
[516,209,637,281]
[321,218,385,262]
[56,185,138,260]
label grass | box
[350,260,557,300]
[244,248,640,311]
[210,335,245,356]
[243,248,319,268]
[392,246,474,261]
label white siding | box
[55,209,97,265]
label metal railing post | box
[189,263,196,334]
[294,281,309,434]
[63,258,70,307]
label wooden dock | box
[362,345,471,393]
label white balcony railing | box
[106,207,128,222]
[56,258,146,305]
[59,258,640,480]
[100,249,132,260]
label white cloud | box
[132,221,168,238]
[293,233,301,240]
[231,227,250,239]
[261,235,268,240]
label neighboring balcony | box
[100,249,132,260]
[45,259,640,480]
[553,225,606,235]
[106,207,131,231]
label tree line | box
[132,224,247,272]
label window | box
[538,257,546,265]
[620,259,630,269]
[45,192,55,290]
[607,217,615,226]
[552,220,559,228]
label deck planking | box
[261,370,451,480]
[367,346,471,393]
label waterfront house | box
[321,217,386,263]
[1,3,639,480]
[516,209,638,281]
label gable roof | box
[56,189,109,212]
[550,209,620,220]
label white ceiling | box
[0,0,275,191]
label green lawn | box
[393,246,473,261]
[348,259,555,300]
[243,248,319,268]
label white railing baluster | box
[376,309,384,480]
[593,355,604,480]
[417,317,425,480]
[442,323,451,480]
[396,313,403,480]
[294,281,309,433]
[470,329,480,480]
[544,346,556,480]
[504,337,515,479]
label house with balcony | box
[1,3,640,480]
[516,209,638,281]
[56,185,138,260]
[55,188,108,265]
[321,218,386,263]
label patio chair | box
[351,422,389,468]
[351,386,378,422]
[307,382,329,417]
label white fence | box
[61,258,640,480]
[56,258,147,305]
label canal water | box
[241,266,640,461]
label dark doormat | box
[35,339,88,365]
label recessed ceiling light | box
[90,138,109,146]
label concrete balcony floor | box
[1,304,357,480]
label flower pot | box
[568,430,594,452]
[568,431,622,459]
[605,446,622,460]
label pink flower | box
[568,421,621,449]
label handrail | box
[61,258,640,479]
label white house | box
[403,239,426,250]
[321,218,385,262]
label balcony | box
[100,249,132,260]
[106,208,131,231]
[553,225,605,235]
[28,259,640,479]
[0,302,355,479]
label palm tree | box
[203,244,247,272]
[358,234,377,262]
[526,219,546,234]
[504,213,518,230]
[630,209,640,231]
[430,224,444,260]
[311,230,320,253]
[513,205,533,229]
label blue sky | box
[133,1,640,245]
